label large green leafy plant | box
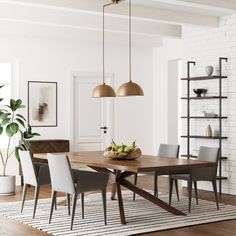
[0,85,39,176]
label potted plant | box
[0,85,39,195]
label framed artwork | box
[28,81,57,127]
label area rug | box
[1,192,236,236]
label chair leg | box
[21,176,24,187]
[49,191,57,224]
[33,185,40,219]
[71,193,78,230]
[21,184,28,213]
[188,180,192,213]
[174,179,179,202]
[212,180,219,210]
[54,193,57,210]
[154,172,158,197]
[67,194,71,216]
[169,177,174,205]
[102,189,107,225]
[133,174,138,201]
[194,181,198,205]
[81,193,84,219]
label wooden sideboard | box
[20,139,70,185]
[29,139,70,154]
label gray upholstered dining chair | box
[47,154,109,230]
[133,144,181,200]
[19,150,51,218]
[169,146,219,213]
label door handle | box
[100,126,107,134]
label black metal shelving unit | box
[181,116,228,119]
[181,96,227,100]
[181,57,228,195]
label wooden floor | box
[1,176,236,236]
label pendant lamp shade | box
[117,0,144,97]
[117,81,144,96]
[92,83,116,97]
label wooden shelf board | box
[181,96,227,100]
[216,176,228,180]
[181,154,197,158]
[181,116,227,119]
[181,135,228,140]
[220,157,228,160]
[181,155,228,160]
[181,76,227,81]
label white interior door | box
[70,72,114,151]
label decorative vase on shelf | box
[205,65,214,76]
[206,124,212,137]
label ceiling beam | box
[0,19,163,47]
[145,0,235,13]
[178,0,236,11]
[1,0,219,27]
[0,3,181,38]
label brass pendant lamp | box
[92,2,118,98]
[117,0,144,96]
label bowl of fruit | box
[104,140,142,160]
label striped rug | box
[1,192,236,236]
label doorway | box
[70,72,114,151]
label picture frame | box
[28,81,57,127]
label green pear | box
[124,146,132,153]
[117,147,123,153]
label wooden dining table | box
[34,151,216,224]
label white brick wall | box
[181,14,236,195]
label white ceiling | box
[0,0,235,45]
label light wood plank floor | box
[1,176,236,236]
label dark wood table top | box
[34,151,216,173]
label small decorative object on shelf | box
[206,124,213,137]
[193,88,208,97]
[205,65,214,76]
[202,111,218,117]
[104,140,142,160]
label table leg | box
[121,178,185,216]
[110,169,117,200]
[91,167,125,223]
[116,180,126,224]
[111,183,117,200]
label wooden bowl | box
[104,148,142,160]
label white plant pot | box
[0,175,16,196]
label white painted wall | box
[182,14,236,195]
[0,34,154,183]
[153,38,182,154]
[168,59,180,144]
[113,46,154,155]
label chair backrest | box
[47,154,75,194]
[192,146,219,180]
[19,150,38,186]
[158,144,180,158]
[198,146,219,162]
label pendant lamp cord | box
[129,0,132,83]
[103,2,117,85]
[103,5,105,85]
